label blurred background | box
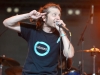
[0,0,100,75]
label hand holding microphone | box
[55,19,72,41]
[55,20,72,41]
[55,19,70,32]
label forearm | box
[3,13,29,27]
[60,30,74,58]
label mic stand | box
[92,54,96,75]
[0,64,3,75]
[77,19,90,75]
[0,29,8,75]
[78,36,84,75]
[0,28,8,37]
[0,55,6,75]
[91,47,96,75]
[77,5,94,75]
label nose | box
[56,15,60,20]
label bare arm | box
[3,10,46,32]
[60,30,74,58]
[54,19,74,58]
[3,13,30,32]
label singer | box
[3,2,74,75]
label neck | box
[42,24,55,33]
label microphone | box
[90,5,94,24]
[56,22,70,32]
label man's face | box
[44,7,61,28]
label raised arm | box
[3,13,30,32]
[3,10,46,32]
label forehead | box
[47,7,61,14]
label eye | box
[52,13,57,17]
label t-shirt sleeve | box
[18,22,36,42]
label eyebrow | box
[53,12,61,16]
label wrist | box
[26,13,31,19]
[56,33,66,43]
[60,34,66,37]
[59,30,66,35]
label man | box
[3,3,74,75]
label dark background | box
[0,0,100,75]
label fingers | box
[41,13,47,16]
[54,19,66,26]
[54,19,67,31]
[29,10,46,19]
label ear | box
[42,15,46,21]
